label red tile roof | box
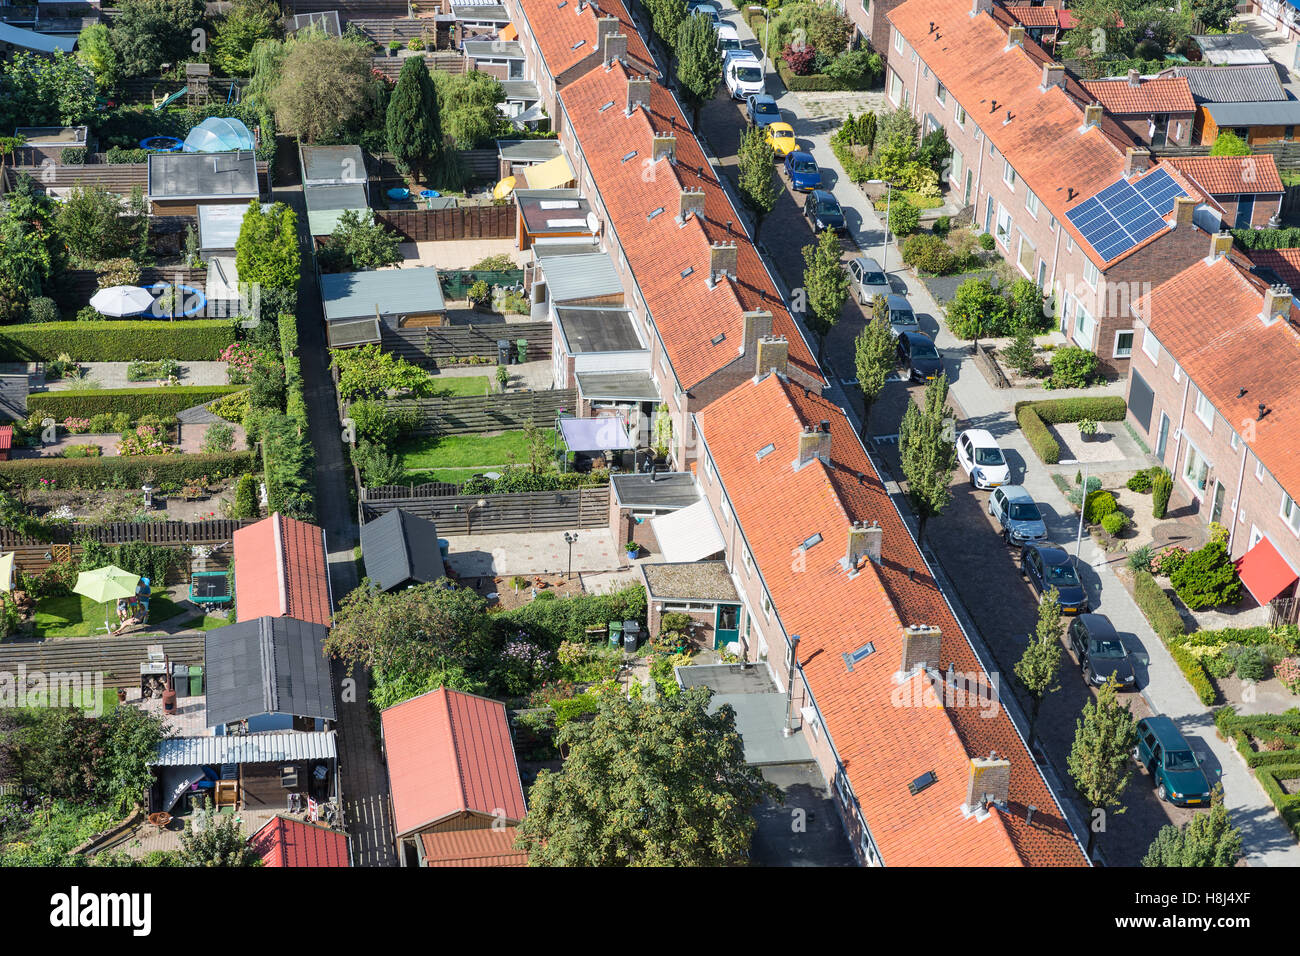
[380,687,527,838]
[1163,154,1284,196]
[516,0,657,79]
[420,826,528,866]
[1082,76,1195,115]
[249,815,350,867]
[1137,254,1300,498]
[1007,6,1061,28]
[559,62,821,390]
[694,374,1088,867]
[1250,247,1300,289]
[233,513,333,628]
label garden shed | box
[233,513,333,628]
[359,508,446,592]
[204,615,337,732]
[147,150,260,216]
[320,267,446,345]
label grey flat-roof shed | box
[360,509,446,592]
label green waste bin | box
[516,338,528,364]
[608,620,622,649]
[189,665,203,697]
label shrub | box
[889,198,920,237]
[901,233,955,274]
[61,444,102,459]
[105,146,148,164]
[946,277,1008,339]
[1101,512,1127,536]
[126,358,181,382]
[1152,468,1173,518]
[28,386,244,421]
[26,297,60,324]
[1017,404,1059,464]
[1153,545,1187,577]
[1234,647,1267,682]
[1170,541,1243,610]
[978,231,995,250]
[1014,397,1126,464]
[1133,570,1186,645]
[1084,490,1117,524]
[209,390,249,425]
[61,147,86,165]
[1276,658,1300,695]
[933,215,951,237]
[349,400,418,446]
[781,42,816,75]
[231,472,259,520]
[1004,328,1035,376]
[1128,544,1154,573]
[0,451,257,491]
[1127,468,1155,493]
[200,422,236,454]
[1049,346,1099,388]
[0,321,235,362]
[353,440,404,488]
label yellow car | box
[764,123,798,157]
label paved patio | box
[444,528,622,578]
[44,361,230,390]
[395,238,526,271]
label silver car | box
[885,293,917,338]
[849,256,890,305]
[988,485,1047,545]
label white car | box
[956,429,1010,489]
[723,50,764,100]
[716,24,743,54]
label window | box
[894,30,904,53]
[1025,188,1039,218]
[1142,328,1159,362]
[1048,215,1057,233]
[762,591,773,619]
[1193,386,1214,431]
[955,103,967,127]
[936,80,947,105]
[1183,444,1211,495]
[721,496,732,527]
[949,146,964,186]
[1073,304,1095,348]
[1113,330,1134,358]
[703,453,714,483]
[1285,496,1300,535]
[1257,459,1267,482]
[1017,231,1035,276]
[1083,260,1100,289]
[996,203,1013,248]
[1003,161,1017,189]
[1173,363,1181,383]
[888,69,903,105]
[742,546,754,576]
[1230,430,1239,451]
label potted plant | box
[625,540,639,560]
[388,40,402,56]
[1078,418,1098,442]
[495,364,509,392]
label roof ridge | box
[441,688,471,814]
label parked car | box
[764,121,798,157]
[745,92,781,127]
[883,293,917,337]
[1020,543,1089,615]
[686,1,721,24]
[716,24,743,54]
[804,189,844,232]
[724,50,765,100]
[956,428,1010,489]
[1069,613,1137,688]
[783,151,820,191]
[1135,716,1213,806]
[987,484,1047,546]
[895,330,942,383]
[849,256,890,304]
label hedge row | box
[0,320,236,362]
[0,451,258,490]
[1229,226,1300,251]
[1181,625,1300,652]
[1133,570,1216,705]
[1215,707,1300,839]
[776,60,850,93]
[28,386,246,421]
[1015,396,1128,464]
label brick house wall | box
[1211,192,1284,229]
[1109,112,1195,148]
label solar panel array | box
[1065,168,1188,263]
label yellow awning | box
[523,153,575,191]
[493,175,517,200]
[501,23,518,42]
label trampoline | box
[140,136,183,152]
[149,283,208,318]
[183,116,255,153]
[188,571,231,606]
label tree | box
[317,209,402,273]
[1186,0,1237,31]
[516,688,779,866]
[110,0,206,78]
[235,201,301,291]
[898,372,957,541]
[268,30,375,143]
[648,0,687,51]
[0,51,97,129]
[945,276,1009,343]
[1068,676,1138,858]
[1209,130,1251,157]
[737,126,778,238]
[1015,587,1064,750]
[801,229,849,360]
[0,175,61,321]
[431,70,505,150]
[56,185,146,262]
[1004,327,1036,376]
[387,54,443,179]
[676,12,723,128]
[178,798,262,867]
[853,317,894,440]
[77,24,122,92]
[1142,786,1243,867]
[212,0,282,77]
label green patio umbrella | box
[72,565,141,632]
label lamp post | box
[564,531,578,580]
[762,8,772,75]
[1059,459,1090,563]
[867,179,894,272]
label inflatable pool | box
[140,136,184,152]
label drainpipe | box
[1228,440,1249,557]
[783,634,802,737]
[911,48,921,122]
[973,125,987,231]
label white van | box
[716,24,743,55]
[723,50,764,100]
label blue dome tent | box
[182,117,255,153]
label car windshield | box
[737,66,762,82]
[720,39,741,50]
[911,339,938,359]
[1045,561,1079,586]
[861,271,886,286]
[974,447,1005,466]
[793,159,816,172]
[1007,502,1040,522]
[818,198,841,214]
[754,101,778,114]
[1164,749,1198,771]
[1091,638,1126,659]
[890,311,916,325]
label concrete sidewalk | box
[720,4,1300,865]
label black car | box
[805,190,845,233]
[895,331,942,383]
[1069,613,1136,687]
[1020,543,1089,614]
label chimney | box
[1172,196,1196,226]
[965,753,1012,813]
[708,241,737,285]
[595,16,620,52]
[678,185,705,222]
[754,334,788,378]
[900,624,942,675]
[795,424,831,469]
[843,520,882,571]
[1006,25,1025,49]
[1209,230,1233,261]
[741,309,773,355]
[1123,147,1151,177]
[1127,68,1142,87]
[626,75,651,114]
[970,0,992,17]
[1040,63,1066,91]
[651,131,676,163]
[1081,103,1103,131]
[603,32,628,65]
[1261,283,1292,326]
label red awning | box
[0,426,11,451]
[1235,536,1299,606]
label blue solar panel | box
[1065,168,1188,262]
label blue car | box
[784,151,820,191]
[746,93,781,128]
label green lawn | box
[397,429,548,471]
[428,375,490,398]
[33,592,186,638]
[173,612,234,631]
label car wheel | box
[969,473,976,488]
[1157,782,1167,801]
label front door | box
[714,604,740,650]
[1156,412,1170,461]
[964,169,973,205]
[1235,194,1255,229]
[1212,479,1226,524]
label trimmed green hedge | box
[1215,707,1300,839]
[1133,569,1216,705]
[0,321,236,362]
[28,386,246,421]
[0,451,258,490]
[1017,404,1061,464]
[1230,226,1300,251]
[1015,396,1128,464]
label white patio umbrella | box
[90,285,154,317]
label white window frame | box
[888,69,903,106]
[762,591,773,620]
[894,30,904,54]
[703,452,715,483]
[1083,260,1100,289]
[1025,188,1039,219]
[1141,328,1159,363]
[1073,303,1095,349]
[720,495,732,527]
[955,103,967,127]
[1182,442,1211,497]
[1113,329,1134,359]
[742,546,754,576]
[1193,386,1214,432]
[1048,215,1057,233]
[949,146,964,187]
[1003,161,1017,190]
[995,203,1013,249]
[1230,430,1240,451]
[936,80,947,105]
[1017,231,1036,277]
[1281,493,1300,535]
[1173,362,1181,383]
[1257,458,1267,482]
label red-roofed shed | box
[233,513,333,628]
[250,815,350,867]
